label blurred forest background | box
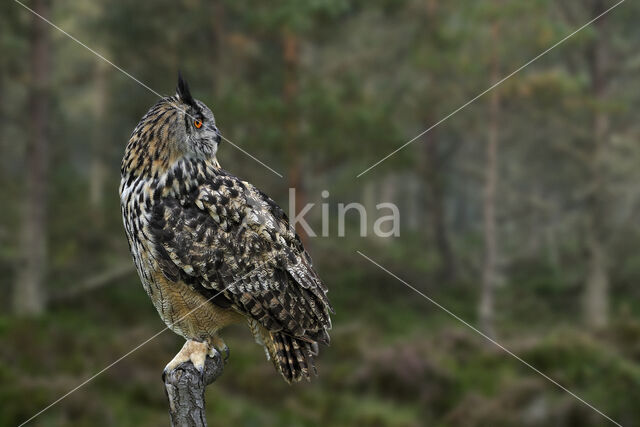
[2,0,640,426]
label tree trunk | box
[584,232,608,328]
[13,0,50,316]
[89,60,108,225]
[420,0,455,282]
[479,22,500,337]
[164,353,224,427]
[583,0,610,329]
[422,125,455,282]
[282,29,307,244]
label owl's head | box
[173,72,222,159]
[122,74,223,179]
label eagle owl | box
[119,74,332,383]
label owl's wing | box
[148,170,332,344]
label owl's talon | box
[164,339,208,375]
[210,336,230,363]
[221,344,230,362]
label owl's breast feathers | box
[121,155,332,351]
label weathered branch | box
[163,351,224,427]
[50,262,135,302]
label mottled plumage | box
[120,75,332,383]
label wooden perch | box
[163,351,224,427]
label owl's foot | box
[164,339,209,374]
[210,335,229,363]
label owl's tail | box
[270,332,319,383]
[248,319,319,383]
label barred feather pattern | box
[248,319,318,383]
[120,94,332,383]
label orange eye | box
[194,119,203,129]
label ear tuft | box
[176,71,197,109]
